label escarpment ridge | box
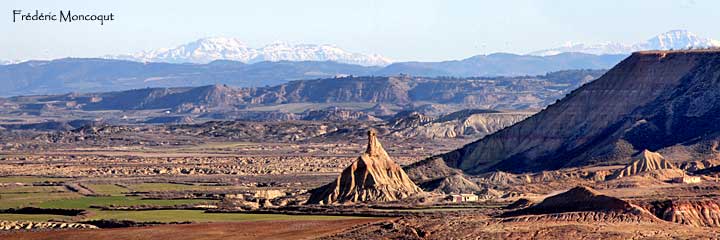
[434,50,720,174]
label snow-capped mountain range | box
[2,30,718,66]
[107,37,392,66]
[0,60,20,65]
[530,30,720,56]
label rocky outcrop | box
[307,130,423,204]
[83,84,250,111]
[478,171,527,185]
[392,110,532,139]
[504,186,657,222]
[388,111,434,129]
[435,50,720,174]
[143,116,195,124]
[609,150,683,179]
[503,211,656,224]
[505,198,534,209]
[509,186,634,215]
[0,221,97,231]
[302,108,382,122]
[365,103,396,117]
[200,111,300,121]
[404,157,464,185]
[642,199,720,227]
[417,173,481,194]
[680,159,719,172]
[477,187,504,200]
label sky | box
[3,0,720,61]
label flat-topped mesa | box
[430,50,720,174]
[307,130,423,204]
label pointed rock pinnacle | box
[366,130,383,156]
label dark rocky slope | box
[432,50,720,174]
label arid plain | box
[2,51,720,240]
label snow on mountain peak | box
[107,37,392,66]
[643,29,720,50]
[530,30,720,56]
[0,60,20,65]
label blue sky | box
[3,0,719,61]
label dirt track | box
[1,219,384,240]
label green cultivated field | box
[0,177,369,223]
[0,192,81,209]
[89,183,230,195]
[126,183,213,192]
[0,210,366,223]
[0,186,66,193]
[0,184,81,208]
[0,176,71,183]
[84,184,128,196]
[37,196,214,209]
[0,179,213,211]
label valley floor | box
[1,219,384,240]
[1,121,720,239]
[325,217,720,240]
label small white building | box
[672,176,702,184]
[449,193,479,203]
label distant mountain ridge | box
[531,30,720,56]
[0,58,378,96]
[5,70,605,114]
[377,52,624,77]
[0,54,619,96]
[107,37,392,66]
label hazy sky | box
[3,0,719,61]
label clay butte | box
[308,130,423,204]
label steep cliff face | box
[439,51,720,174]
[251,76,413,104]
[642,199,720,227]
[307,130,423,204]
[72,84,250,111]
